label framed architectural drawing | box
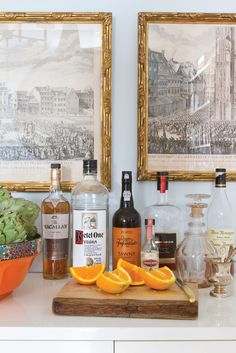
[138,12,236,181]
[0,12,112,191]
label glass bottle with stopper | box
[175,194,216,288]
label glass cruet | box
[175,194,216,288]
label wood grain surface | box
[52,279,198,319]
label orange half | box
[143,266,176,290]
[116,258,145,286]
[96,269,131,294]
[70,264,106,285]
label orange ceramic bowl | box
[0,255,36,300]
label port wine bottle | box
[112,171,141,268]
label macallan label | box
[73,210,107,267]
[208,228,234,251]
[42,214,69,239]
[112,227,141,267]
[155,232,177,259]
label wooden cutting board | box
[52,279,198,320]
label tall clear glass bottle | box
[41,163,70,280]
[208,168,235,258]
[71,160,109,267]
[145,172,181,270]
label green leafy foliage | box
[0,187,40,245]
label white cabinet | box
[115,341,236,353]
[0,341,113,353]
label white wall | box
[2,0,236,271]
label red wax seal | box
[160,176,166,193]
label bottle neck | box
[212,186,228,202]
[50,169,62,194]
[214,185,226,193]
[187,207,206,236]
[83,172,97,181]
[146,224,153,241]
[158,190,168,204]
[120,182,134,208]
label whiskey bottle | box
[112,171,141,268]
[145,172,181,270]
[71,160,109,267]
[208,168,235,258]
[141,219,159,270]
[41,163,70,279]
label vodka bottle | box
[71,160,109,267]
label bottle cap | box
[51,163,61,169]
[157,171,168,192]
[122,171,132,183]
[215,168,226,188]
[145,219,155,226]
[83,159,97,174]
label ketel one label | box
[73,209,107,267]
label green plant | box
[0,187,40,244]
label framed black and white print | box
[138,12,236,181]
[0,12,112,191]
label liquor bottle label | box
[123,190,131,201]
[208,228,235,252]
[141,253,159,270]
[73,209,107,267]
[44,238,68,261]
[42,214,69,239]
[155,233,177,259]
[112,227,141,267]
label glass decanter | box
[175,194,216,288]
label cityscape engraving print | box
[138,13,236,181]
[0,13,112,190]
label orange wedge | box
[143,266,176,290]
[70,264,106,285]
[113,267,132,283]
[96,269,131,294]
[116,258,145,286]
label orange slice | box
[143,266,176,290]
[117,258,145,286]
[96,269,131,294]
[113,267,132,284]
[70,264,106,285]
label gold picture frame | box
[0,12,112,191]
[138,12,236,181]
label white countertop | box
[0,274,235,341]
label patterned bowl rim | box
[0,236,41,248]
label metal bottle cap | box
[122,171,132,183]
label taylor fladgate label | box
[73,209,107,267]
[113,227,141,266]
